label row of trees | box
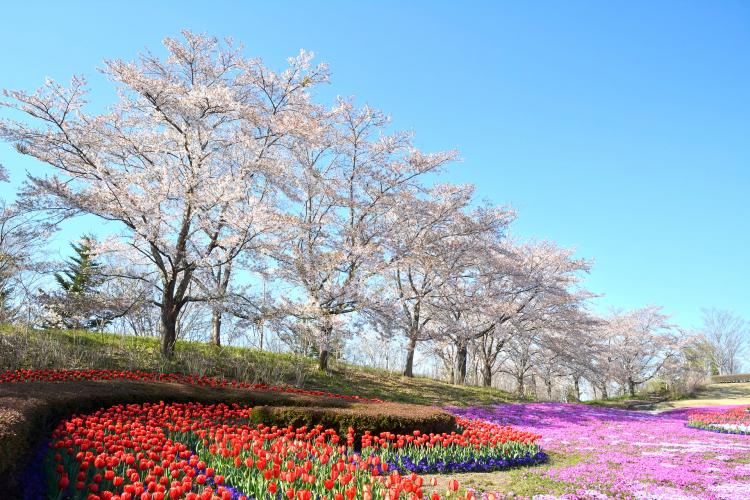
[0,32,746,396]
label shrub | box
[248,402,456,437]
[711,374,750,384]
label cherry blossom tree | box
[275,99,457,370]
[698,308,747,375]
[427,231,506,385]
[1,31,327,358]
[434,238,591,386]
[0,164,57,323]
[373,185,513,377]
[493,297,595,397]
[602,306,678,396]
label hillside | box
[584,381,750,412]
[0,326,514,407]
[653,382,750,412]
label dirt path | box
[654,382,750,412]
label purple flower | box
[448,403,750,499]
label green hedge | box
[249,403,455,436]
[711,374,750,384]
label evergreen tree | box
[44,235,107,329]
[0,263,14,323]
[54,235,102,296]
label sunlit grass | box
[0,325,515,406]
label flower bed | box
[0,370,458,494]
[44,401,542,499]
[362,417,545,474]
[451,403,750,499]
[688,406,750,434]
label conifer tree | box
[54,235,101,296]
[44,235,106,329]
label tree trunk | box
[546,379,553,399]
[160,299,179,359]
[628,378,636,397]
[482,361,493,387]
[209,261,231,348]
[403,334,418,377]
[516,375,525,398]
[317,323,333,371]
[573,376,581,402]
[210,309,222,346]
[455,342,468,385]
[601,384,609,399]
[318,348,330,371]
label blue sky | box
[0,1,748,329]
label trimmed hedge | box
[249,403,456,437]
[711,374,750,384]
[0,380,453,497]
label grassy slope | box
[653,382,750,411]
[583,392,670,410]
[585,382,750,411]
[0,327,514,407]
[425,451,585,498]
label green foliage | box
[248,403,456,436]
[44,235,109,330]
[54,235,102,296]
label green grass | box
[0,326,515,407]
[424,451,586,497]
[584,393,650,408]
[584,389,680,410]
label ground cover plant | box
[688,406,750,435]
[41,401,542,500]
[450,403,750,499]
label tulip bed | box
[362,418,546,474]
[0,370,547,499]
[688,406,750,434]
[43,401,543,500]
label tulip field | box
[6,369,750,499]
[3,370,543,499]
[39,402,544,500]
[688,406,750,435]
